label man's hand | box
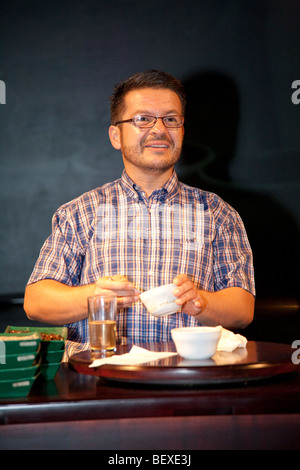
[172,274,255,329]
[172,274,205,316]
[94,275,140,308]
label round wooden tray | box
[69,341,299,386]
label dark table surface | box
[1,341,300,426]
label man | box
[24,70,255,359]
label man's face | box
[109,88,184,175]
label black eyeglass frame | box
[115,114,184,129]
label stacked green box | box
[0,331,41,398]
[4,326,67,383]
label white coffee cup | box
[140,283,180,317]
[171,326,222,360]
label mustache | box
[142,135,173,146]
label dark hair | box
[110,70,186,125]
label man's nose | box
[150,117,169,133]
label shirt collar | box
[120,169,180,201]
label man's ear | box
[109,125,121,150]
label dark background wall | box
[0,0,299,303]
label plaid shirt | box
[28,170,255,359]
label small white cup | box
[140,283,180,317]
[171,326,222,360]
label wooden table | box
[1,341,300,450]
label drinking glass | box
[88,295,117,357]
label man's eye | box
[165,116,178,123]
[136,115,152,123]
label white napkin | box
[217,327,247,352]
[89,345,178,368]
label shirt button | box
[148,271,154,276]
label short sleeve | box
[27,207,84,287]
[213,207,255,296]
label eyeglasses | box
[115,114,184,129]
